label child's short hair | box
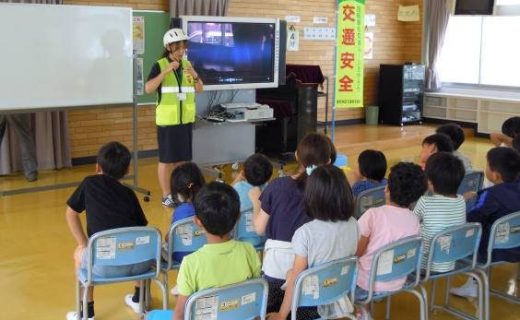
[388,162,427,207]
[501,116,520,138]
[487,147,520,183]
[513,135,520,153]
[304,165,354,222]
[96,141,131,180]
[194,182,240,237]
[171,162,205,202]
[358,150,387,182]
[436,123,465,150]
[422,133,454,153]
[244,153,273,186]
[425,152,465,195]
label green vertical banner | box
[335,0,365,108]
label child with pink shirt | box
[355,162,427,306]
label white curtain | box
[170,0,230,17]
[0,0,71,175]
[424,0,451,90]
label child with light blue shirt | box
[232,153,273,245]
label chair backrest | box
[457,171,484,195]
[184,278,268,320]
[234,209,266,248]
[165,217,207,269]
[366,236,422,301]
[483,211,520,268]
[86,226,161,281]
[424,223,482,280]
[355,185,386,218]
[291,257,357,320]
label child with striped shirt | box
[413,152,466,272]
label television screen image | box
[183,16,280,90]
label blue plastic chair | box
[161,217,207,304]
[75,226,167,320]
[146,278,268,320]
[234,208,266,251]
[457,171,484,195]
[473,211,520,320]
[354,185,386,219]
[356,236,427,320]
[291,257,359,320]
[421,223,484,320]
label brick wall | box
[64,0,422,158]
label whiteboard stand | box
[126,55,151,201]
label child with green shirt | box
[167,182,262,320]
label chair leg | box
[153,278,168,310]
[406,289,428,320]
[430,279,438,311]
[75,280,81,320]
[444,276,452,307]
[471,272,485,320]
[476,268,490,320]
[385,296,391,320]
[419,285,430,315]
[163,271,169,307]
[139,280,145,316]
[82,285,89,320]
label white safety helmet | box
[163,28,188,48]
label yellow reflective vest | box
[155,57,196,126]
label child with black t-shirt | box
[65,142,149,320]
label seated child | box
[414,152,466,272]
[436,123,472,173]
[451,147,520,298]
[419,133,454,170]
[167,162,205,262]
[490,116,520,147]
[268,165,358,320]
[232,153,273,245]
[173,182,262,320]
[65,142,149,319]
[351,149,387,197]
[356,162,427,298]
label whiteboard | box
[0,4,133,111]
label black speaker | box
[296,86,318,141]
[278,20,287,86]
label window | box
[438,14,520,87]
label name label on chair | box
[96,236,116,259]
[220,299,240,312]
[241,292,256,305]
[118,241,135,250]
[323,277,338,288]
[195,296,218,319]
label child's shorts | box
[80,249,153,278]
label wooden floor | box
[0,124,519,320]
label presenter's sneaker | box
[161,194,177,208]
[124,294,142,314]
[66,311,94,320]
[25,171,38,182]
[450,277,478,298]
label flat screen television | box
[455,0,495,15]
[182,16,280,90]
